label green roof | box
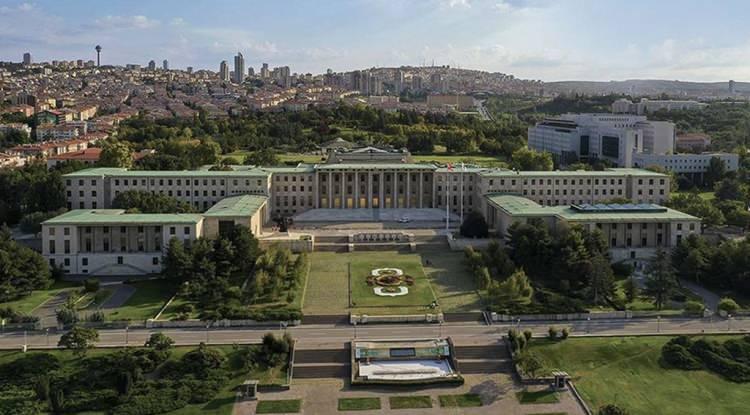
[485,194,698,222]
[42,209,204,225]
[64,167,269,178]
[262,164,316,173]
[315,163,437,170]
[478,168,667,178]
[203,194,267,217]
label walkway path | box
[680,279,721,313]
[32,291,70,328]
[99,283,136,311]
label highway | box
[0,316,748,351]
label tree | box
[488,269,534,306]
[623,275,639,303]
[34,375,50,402]
[0,229,52,302]
[460,210,489,238]
[228,225,260,274]
[715,177,747,202]
[643,248,678,310]
[244,148,279,166]
[598,404,628,415]
[588,254,616,305]
[99,140,133,168]
[511,147,553,171]
[145,332,175,351]
[50,389,64,414]
[705,156,727,187]
[58,326,99,357]
[163,238,192,281]
[717,297,740,314]
[516,352,543,379]
[112,190,196,213]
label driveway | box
[99,283,137,311]
[680,279,721,313]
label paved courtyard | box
[233,375,586,415]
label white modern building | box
[528,114,675,167]
[612,98,708,115]
[632,152,740,174]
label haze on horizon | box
[1,0,749,83]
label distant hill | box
[545,79,750,97]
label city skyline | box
[2,0,750,82]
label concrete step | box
[457,359,512,374]
[454,344,509,360]
[293,364,350,379]
[295,349,349,364]
[444,312,484,323]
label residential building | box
[612,98,707,115]
[219,60,230,82]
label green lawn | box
[422,251,482,312]
[438,393,482,407]
[223,150,323,165]
[674,190,715,201]
[338,397,381,411]
[106,279,179,321]
[255,399,302,414]
[0,280,78,315]
[349,252,438,314]
[412,153,507,167]
[302,252,352,314]
[515,390,559,404]
[527,336,750,415]
[389,396,433,409]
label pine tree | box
[644,248,678,310]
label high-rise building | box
[394,70,405,94]
[186,66,193,74]
[248,67,255,77]
[219,60,230,82]
[148,60,156,71]
[729,80,736,94]
[260,63,270,79]
[22,52,31,65]
[95,45,102,67]
[233,52,245,84]
[162,59,169,70]
[412,75,423,90]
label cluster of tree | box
[0,161,79,225]
[0,128,30,148]
[672,234,750,298]
[11,327,235,414]
[19,208,67,234]
[0,226,51,303]
[464,219,616,313]
[114,103,529,164]
[112,190,196,213]
[163,227,303,321]
[246,247,308,306]
[661,335,750,383]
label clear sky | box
[1,0,749,82]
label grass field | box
[338,397,381,411]
[673,190,715,201]
[106,279,178,321]
[349,253,437,312]
[302,252,351,314]
[0,281,78,315]
[422,252,482,312]
[412,153,507,167]
[389,396,433,409]
[255,400,301,414]
[516,390,559,404]
[223,150,324,165]
[527,336,750,415]
[303,251,477,315]
[438,394,482,407]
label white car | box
[397,217,411,223]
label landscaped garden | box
[349,253,438,314]
[0,332,293,415]
[526,335,750,415]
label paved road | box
[1,316,748,350]
[99,283,136,311]
[32,291,70,329]
[681,279,721,312]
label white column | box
[367,171,372,208]
[406,171,411,208]
[379,171,384,209]
[327,172,332,208]
[340,172,345,209]
[419,171,423,208]
[392,172,397,208]
[354,171,359,208]
[314,172,320,208]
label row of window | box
[68,178,264,187]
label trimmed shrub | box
[523,329,533,342]
[561,327,570,339]
[718,298,740,314]
[684,301,705,315]
[84,278,100,293]
[548,326,558,340]
[661,343,702,370]
[599,404,628,415]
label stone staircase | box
[453,344,512,375]
[293,346,350,379]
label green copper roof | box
[64,167,269,178]
[485,194,698,222]
[203,194,267,217]
[42,209,203,225]
[479,168,667,178]
[315,163,437,170]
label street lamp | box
[587,317,591,334]
[125,325,129,346]
[657,316,661,333]
[728,314,732,331]
[353,321,357,339]
[206,322,211,344]
[22,330,27,353]
[45,328,49,347]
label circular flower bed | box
[366,268,415,293]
